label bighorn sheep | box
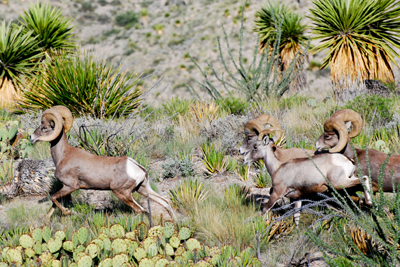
[30,106,176,221]
[244,128,372,224]
[315,109,400,193]
[240,114,315,167]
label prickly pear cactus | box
[25,248,35,258]
[103,238,112,252]
[143,237,157,251]
[19,234,34,249]
[178,227,191,240]
[186,238,201,251]
[155,258,169,267]
[139,258,155,267]
[0,262,8,267]
[90,239,104,250]
[127,240,139,254]
[138,222,148,241]
[169,235,180,248]
[42,226,52,243]
[32,228,42,243]
[134,247,147,262]
[163,222,175,239]
[77,254,92,267]
[113,253,129,266]
[194,260,211,267]
[147,242,158,258]
[165,243,174,256]
[6,248,22,265]
[63,241,74,252]
[209,246,221,257]
[126,231,136,240]
[98,258,113,267]
[34,241,42,255]
[85,243,99,258]
[54,230,66,241]
[110,224,125,239]
[48,237,63,254]
[78,227,89,245]
[112,238,127,255]
[148,226,164,238]
[51,259,61,267]
[39,251,54,265]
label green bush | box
[20,51,142,119]
[343,94,394,127]
[216,95,248,115]
[115,11,139,29]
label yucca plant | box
[19,3,76,58]
[168,179,209,210]
[200,142,236,175]
[309,0,400,102]
[0,22,43,108]
[254,3,308,92]
[253,171,271,188]
[20,51,142,118]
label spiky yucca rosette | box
[309,0,400,102]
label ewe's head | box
[243,128,280,165]
[240,114,282,156]
[315,109,363,153]
[31,106,73,143]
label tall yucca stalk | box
[20,51,142,119]
[309,0,400,102]
[254,4,308,93]
[0,22,43,108]
[19,3,76,58]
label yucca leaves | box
[309,0,400,97]
[0,22,43,108]
[19,3,76,57]
[20,52,142,118]
[254,4,308,92]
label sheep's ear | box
[262,135,270,145]
[345,121,352,130]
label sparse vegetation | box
[115,11,139,29]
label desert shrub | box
[162,157,195,178]
[253,171,272,188]
[115,11,139,29]
[20,51,142,119]
[168,179,208,210]
[200,142,236,174]
[162,97,193,118]
[343,94,394,127]
[81,2,94,12]
[216,95,249,115]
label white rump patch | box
[126,158,146,184]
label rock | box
[364,79,390,97]
[76,190,115,210]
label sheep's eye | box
[325,135,332,140]
[253,145,257,151]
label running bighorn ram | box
[244,127,372,224]
[31,106,176,221]
[315,109,400,193]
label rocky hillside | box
[1,0,399,101]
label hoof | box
[62,209,72,216]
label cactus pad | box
[73,245,85,263]
[0,263,8,267]
[165,243,174,256]
[209,246,221,257]
[99,227,110,237]
[98,233,108,240]
[91,239,104,250]
[78,227,89,245]
[113,253,129,266]
[25,248,36,258]
[39,251,54,266]
[85,243,99,258]
[194,260,211,267]
[103,238,112,251]
[51,259,62,267]
[125,231,136,240]
[169,235,180,248]
[42,226,52,243]
[182,250,193,261]
[110,224,125,239]
[6,248,22,265]
[138,222,148,241]
[54,230,66,241]
[139,258,155,267]
[34,241,42,255]
[186,238,201,251]
[175,246,185,256]
[48,238,63,253]
[148,226,164,238]
[19,234,34,249]
[63,241,74,252]
[78,255,92,267]
[163,222,175,239]
[98,258,113,267]
[32,228,42,243]
[147,242,158,258]
[143,237,157,250]
[134,247,147,262]
[72,232,80,248]
[42,243,48,252]
[155,258,169,267]
[112,238,127,254]
[178,227,191,240]
[128,240,139,254]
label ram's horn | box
[330,109,363,138]
[324,117,349,153]
[51,106,74,133]
[38,109,63,142]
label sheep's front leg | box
[46,185,77,220]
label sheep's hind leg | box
[137,180,177,222]
[112,189,145,214]
[46,185,77,220]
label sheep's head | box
[243,128,277,165]
[315,109,363,153]
[31,106,73,143]
[240,114,282,156]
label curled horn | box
[244,119,264,136]
[330,109,363,138]
[258,128,284,141]
[51,106,73,133]
[38,109,63,142]
[324,117,349,153]
[256,114,282,130]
